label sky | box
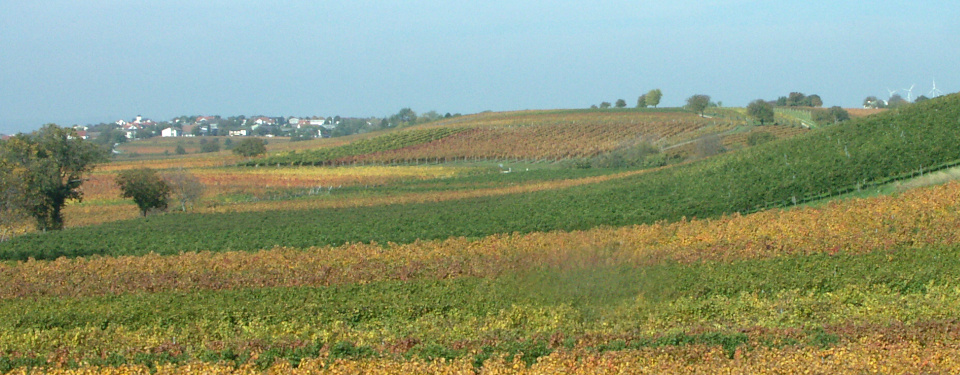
[1,1,958,134]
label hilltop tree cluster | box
[775,92,823,107]
[637,89,663,108]
[589,89,663,110]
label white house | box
[161,127,180,137]
[229,129,248,136]
[253,117,276,126]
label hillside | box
[3,96,960,373]
[2,95,956,259]
[2,155,960,372]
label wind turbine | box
[929,79,944,98]
[903,84,915,102]
[886,88,899,99]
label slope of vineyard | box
[250,110,741,166]
[4,93,959,258]
[2,181,960,373]
[1,97,959,373]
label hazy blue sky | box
[1,1,957,134]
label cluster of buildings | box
[117,115,337,139]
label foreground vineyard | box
[4,181,960,298]
[3,180,960,373]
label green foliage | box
[747,99,774,125]
[811,106,850,125]
[175,144,186,155]
[200,139,220,153]
[614,99,627,108]
[887,94,908,108]
[599,102,612,109]
[863,96,885,109]
[685,94,710,116]
[232,138,267,157]
[572,141,667,169]
[115,168,170,217]
[646,89,662,108]
[0,124,106,230]
[636,94,647,108]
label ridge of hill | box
[1,94,957,259]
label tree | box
[232,138,267,157]
[636,94,647,108]
[393,108,416,125]
[0,124,106,230]
[599,102,612,109]
[914,95,930,103]
[863,96,885,109]
[646,89,663,108]
[747,99,775,125]
[827,106,850,123]
[887,94,908,108]
[116,168,170,217]
[165,168,205,212]
[175,144,186,155]
[615,99,627,108]
[685,95,710,117]
[787,92,806,106]
[0,158,30,240]
[94,128,127,148]
[200,139,220,153]
[807,94,823,107]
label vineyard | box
[251,110,739,166]
[5,95,959,258]
[248,128,469,166]
[3,96,960,373]
[2,181,960,372]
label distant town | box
[0,109,462,146]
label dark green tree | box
[787,92,806,106]
[685,95,711,117]
[232,138,267,157]
[615,99,627,108]
[807,94,823,107]
[636,94,648,108]
[599,102,612,109]
[863,96,885,109]
[200,139,220,153]
[887,94,908,108]
[747,99,775,125]
[116,168,170,217]
[175,144,187,155]
[646,89,663,108]
[0,124,106,230]
[828,106,850,123]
